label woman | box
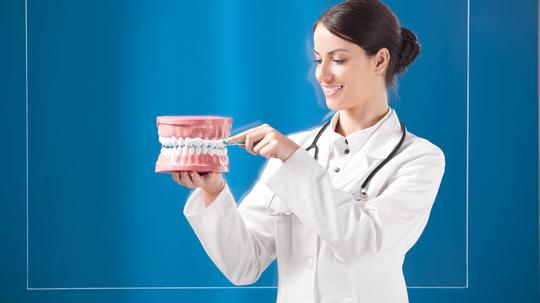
[172,0,445,302]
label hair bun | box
[395,27,421,74]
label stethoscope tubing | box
[305,117,407,196]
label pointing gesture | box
[225,123,300,161]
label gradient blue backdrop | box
[1,0,538,302]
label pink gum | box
[155,153,229,173]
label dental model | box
[155,116,232,173]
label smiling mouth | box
[322,85,344,97]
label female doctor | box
[172,0,445,302]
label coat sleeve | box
[265,140,446,262]
[183,161,279,285]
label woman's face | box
[313,23,385,111]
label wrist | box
[282,143,300,162]
[202,181,226,206]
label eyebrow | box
[313,48,350,55]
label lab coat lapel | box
[331,110,404,191]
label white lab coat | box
[183,109,445,303]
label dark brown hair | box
[314,0,421,88]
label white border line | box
[466,0,470,289]
[25,0,29,291]
[25,0,470,290]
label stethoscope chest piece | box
[354,190,369,202]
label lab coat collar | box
[327,108,393,154]
[310,107,404,190]
[361,108,404,159]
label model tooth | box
[159,136,165,146]
[195,146,201,154]
[171,136,178,147]
[182,146,188,154]
[208,148,214,156]
[177,137,185,147]
[202,145,208,154]
[190,137,204,147]
[184,137,191,147]
[222,148,227,156]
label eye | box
[313,58,346,64]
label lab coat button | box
[334,167,340,173]
[344,149,350,154]
[304,257,314,268]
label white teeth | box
[190,138,204,147]
[159,136,228,156]
[323,85,343,94]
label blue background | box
[1,0,538,302]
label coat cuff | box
[265,147,320,212]
[183,184,237,226]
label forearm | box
[183,184,272,285]
[266,146,445,261]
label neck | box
[335,93,390,137]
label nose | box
[316,60,334,84]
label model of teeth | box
[155,116,232,173]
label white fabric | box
[183,108,446,303]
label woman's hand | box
[172,171,225,207]
[225,123,300,161]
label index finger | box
[225,132,246,144]
[225,124,267,144]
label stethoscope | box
[267,114,407,216]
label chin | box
[325,98,346,111]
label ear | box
[371,48,390,76]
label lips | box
[155,116,232,173]
[321,84,344,97]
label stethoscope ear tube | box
[358,121,407,195]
